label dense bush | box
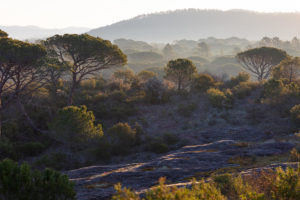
[113,167,300,200]
[207,88,233,108]
[107,123,137,155]
[50,105,103,146]
[34,152,69,170]
[16,142,45,157]
[0,159,76,200]
[143,77,169,104]
[191,73,215,92]
[290,104,300,125]
[177,103,197,117]
[232,82,258,99]
[113,177,226,200]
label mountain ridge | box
[88,9,300,42]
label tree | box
[0,159,76,200]
[272,57,300,83]
[191,73,215,92]
[162,44,176,60]
[113,68,135,84]
[197,42,211,58]
[137,70,157,82]
[45,34,127,105]
[0,36,47,135]
[165,58,197,91]
[50,105,103,145]
[237,47,288,81]
[0,29,8,38]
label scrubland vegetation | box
[0,28,299,199]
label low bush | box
[16,142,45,157]
[290,104,300,125]
[232,82,258,99]
[191,73,215,92]
[34,152,68,170]
[145,139,169,154]
[50,105,103,147]
[207,88,233,108]
[177,103,197,117]
[107,123,137,155]
[0,159,76,200]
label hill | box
[0,25,91,40]
[88,9,300,42]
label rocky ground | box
[66,138,298,200]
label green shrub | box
[191,73,215,92]
[177,103,197,117]
[113,177,226,200]
[16,142,45,157]
[229,72,250,87]
[232,82,257,99]
[290,148,300,162]
[162,133,179,145]
[145,140,169,154]
[207,88,233,108]
[107,123,137,155]
[0,159,76,200]
[0,137,16,160]
[272,167,300,200]
[50,105,103,146]
[290,104,300,125]
[34,152,68,170]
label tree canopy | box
[44,34,127,105]
[272,56,300,83]
[165,58,197,90]
[0,29,8,38]
[237,47,287,81]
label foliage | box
[107,123,137,155]
[143,77,169,104]
[191,73,215,92]
[50,105,103,145]
[165,58,197,90]
[0,159,76,200]
[177,103,197,117]
[228,72,251,87]
[16,142,45,157]
[34,152,69,170]
[0,29,8,38]
[207,88,233,108]
[113,177,226,200]
[45,33,127,105]
[289,148,300,162]
[113,68,135,84]
[232,82,257,99]
[145,138,169,154]
[137,70,157,82]
[237,47,288,81]
[272,56,300,83]
[290,104,300,125]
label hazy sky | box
[1,0,300,29]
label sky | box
[1,0,300,29]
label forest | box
[0,28,299,200]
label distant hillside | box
[0,26,91,40]
[88,9,300,42]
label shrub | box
[143,77,169,104]
[50,105,103,146]
[229,72,250,86]
[0,137,16,160]
[232,82,257,99]
[113,177,226,200]
[145,140,169,154]
[191,73,215,92]
[272,167,300,200]
[177,103,197,117]
[290,148,300,162]
[16,142,45,157]
[34,152,69,170]
[0,159,76,200]
[162,133,179,145]
[107,123,137,155]
[290,104,300,125]
[207,88,233,108]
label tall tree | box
[272,57,300,83]
[45,34,127,105]
[0,36,47,135]
[237,47,287,81]
[165,58,197,91]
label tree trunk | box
[67,73,77,106]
